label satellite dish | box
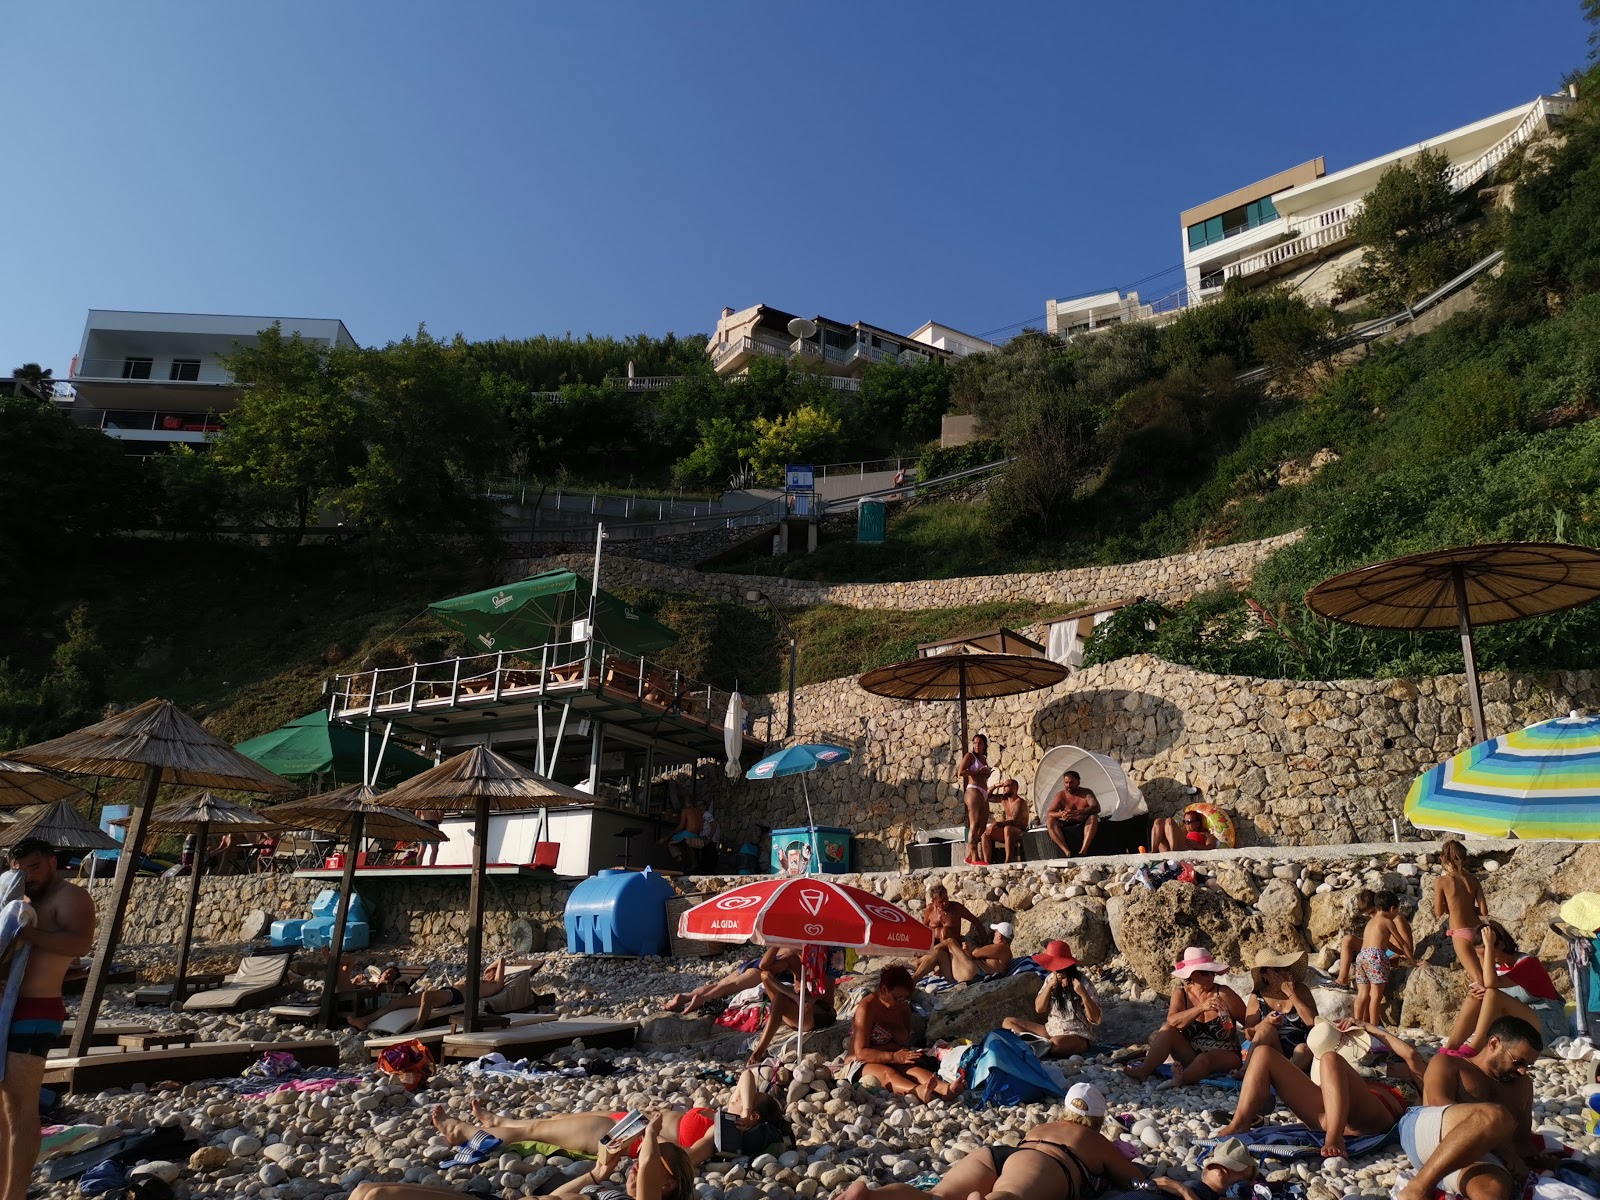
[787,318,818,339]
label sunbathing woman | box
[835,1082,1144,1200]
[1214,1018,1424,1158]
[347,956,510,1031]
[1123,946,1246,1086]
[1441,921,1567,1055]
[661,948,799,1015]
[429,1067,792,1166]
[747,945,837,1065]
[1435,839,1488,990]
[356,1110,695,1200]
[1244,949,1318,1071]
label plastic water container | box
[564,867,675,956]
[299,891,372,951]
[770,827,851,874]
[269,918,308,948]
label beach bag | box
[376,1038,435,1091]
[714,1003,766,1033]
[965,1029,1065,1106]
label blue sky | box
[3,2,1587,373]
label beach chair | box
[363,965,538,1036]
[181,953,293,1012]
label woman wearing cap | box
[1244,949,1318,1071]
[1004,940,1102,1057]
[1124,947,1246,1085]
[1214,1018,1423,1157]
[1144,1137,1258,1200]
[913,922,1014,984]
[836,1082,1146,1200]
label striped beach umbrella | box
[1405,710,1600,840]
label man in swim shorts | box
[3,838,97,1200]
[1044,772,1101,858]
[1396,1016,1554,1200]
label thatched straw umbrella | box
[7,698,294,1054]
[385,746,580,1031]
[262,784,444,1027]
[1,800,121,852]
[113,792,279,1007]
[0,759,89,806]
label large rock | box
[1013,897,1112,966]
[1097,999,1167,1047]
[925,972,1040,1041]
[1210,866,1260,906]
[1399,965,1471,1037]
[1257,878,1306,930]
[1308,888,1364,945]
[637,1014,718,1047]
[1483,842,1600,961]
[1110,882,1306,988]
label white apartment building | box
[69,310,357,452]
[707,305,993,386]
[1178,92,1573,305]
[1045,290,1157,339]
[907,321,997,359]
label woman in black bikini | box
[836,1083,1144,1200]
[1244,949,1318,1071]
[1124,947,1246,1086]
[1214,1018,1426,1158]
[347,956,512,1030]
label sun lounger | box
[131,974,226,1006]
[440,1018,638,1060]
[359,966,540,1036]
[61,965,137,993]
[366,1012,557,1058]
[57,1021,152,1048]
[182,953,293,1012]
[43,1037,339,1091]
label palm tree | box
[10,363,54,402]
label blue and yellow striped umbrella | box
[1406,712,1600,840]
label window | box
[169,359,201,381]
[1186,194,1281,251]
[121,357,153,380]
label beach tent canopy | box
[429,570,679,658]
[235,711,433,787]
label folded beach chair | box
[182,953,293,1012]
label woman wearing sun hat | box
[1244,948,1318,1070]
[1004,940,1103,1057]
[1123,947,1247,1086]
[835,1082,1147,1200]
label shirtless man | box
[847,966,963,1102]
[3,838,97,1200]
[1396,1015,1552,1200]
[913,921,1014,984]
[1044,772,1101,858]
[661,798,706,868]
[981,780,1029,864]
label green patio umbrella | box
[430,569,679,658]
[235,711,433,788]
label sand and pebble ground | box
[36,948,1600,1200]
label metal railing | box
[72,356,229,382]
[330,637,736,733]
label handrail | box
[820,458,1012,510]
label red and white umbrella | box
[678,877,934,955]
[678,878,934,1061]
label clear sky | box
[3,2,1588,373]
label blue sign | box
[785,464,815,492]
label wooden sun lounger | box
[58,1021,152,1048]
[183,954,293,1012]
[365,1012,557,1058]
[62,966,137,994]
[43,1038,339,1091]
[131,975,227,1006]
[440,1018,638,1060]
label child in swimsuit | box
[1434,839,1488,990]
[1353,890,1413,1028]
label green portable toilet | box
[857,497,886,544]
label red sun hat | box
[1034,940,1078,971]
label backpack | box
[963,1029,1067,1106]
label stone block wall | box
[702,655,1600,870]
[514,531,1303,612]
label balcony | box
[86,409,222,444]
[71,355,240,413]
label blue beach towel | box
[1197,1123,1396,1161]
[964,1029,1066,1106]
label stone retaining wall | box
[92,873,577,956]
[513,531,1303,612]
[703,655,1600,870]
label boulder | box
[240,910,271,941]
[1399,965,1471,1037]
[1097,999,1167,1047]
[1209,866,1260,906]
[1257,878,1306,931]
[925,972,1039,1042]
[1110,882,1305,988]
[1308,982,1355,1022]
[1307,888,1363,945]
[1013,897,1112,966]
[637,1013,718,1048]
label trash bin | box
[856,498,886,544]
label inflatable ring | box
[1183,802,1237,848]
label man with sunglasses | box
[1396,1015,1553,1200]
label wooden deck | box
[440,1018,637,1060]
[44,1038,340,1091]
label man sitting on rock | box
[911,921,1014,984]
[846,966,964,1102]
[661,948,799,1015]
[1396,1015,1555,1200]
[982,779,1029,864]
[1045,772,1101,858]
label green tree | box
[743,405,842,484]
[673,416,751,491]
[9,362,53,401]
[1340,150,1475,309]
[214,324,362,544]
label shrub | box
[916,438,1005,481]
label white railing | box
[1447,94,1572,192]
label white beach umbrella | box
[724,692,745,779]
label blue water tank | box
[564,867,675,956]
[298,891,372,951]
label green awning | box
[235,711,434,787]
[428,569,680,658]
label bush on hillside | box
[916,438,1005,481]
[1339,150,1483,310]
